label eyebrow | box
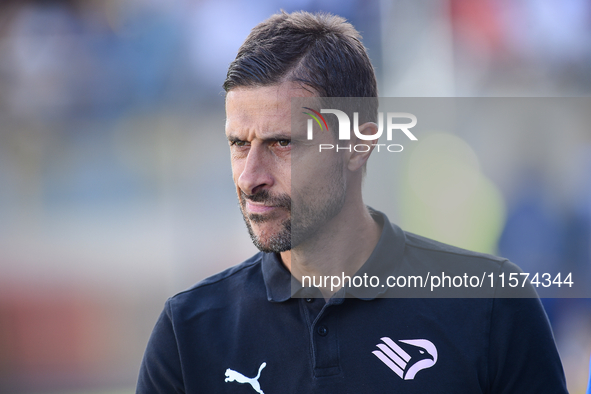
[226,133,291,142]
[227,135,242,143]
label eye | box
[230,140,249,147]
[277,140,291,147]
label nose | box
[237,144,274,195]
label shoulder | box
[397,228,532,297]
[404,230,505,263]
[176,252,264,294]
[402,229,510,271]
[165,252,266,317]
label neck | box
[280,199,382,298]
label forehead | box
[225,83,316,135]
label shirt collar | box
[261,252,293,302]
[261,208,407,302]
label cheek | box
[230,158,244,182]
[293,148,340,185]
[276,161,291,190]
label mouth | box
[240,190,291,218]
[245,201,277,214]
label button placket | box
[310,304,341,377]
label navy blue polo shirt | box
[137,211,567,393]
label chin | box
[246,218,292,253]
[250,221,283,239]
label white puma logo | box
[224,362,266,394]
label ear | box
[347,122,379,172]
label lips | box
[240,190,291,214]
[245,201,277,214]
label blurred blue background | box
[0,0,589,393]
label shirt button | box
[305,298,313,303]
[317,326,328,336]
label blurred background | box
[0,0,589,393]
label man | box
[137,11,567,393]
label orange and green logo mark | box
[302,107,328,131]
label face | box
[225,83,347,253]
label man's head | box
[224,11,378,253]
[224,11,377,104]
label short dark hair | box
[223,11,377,101]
